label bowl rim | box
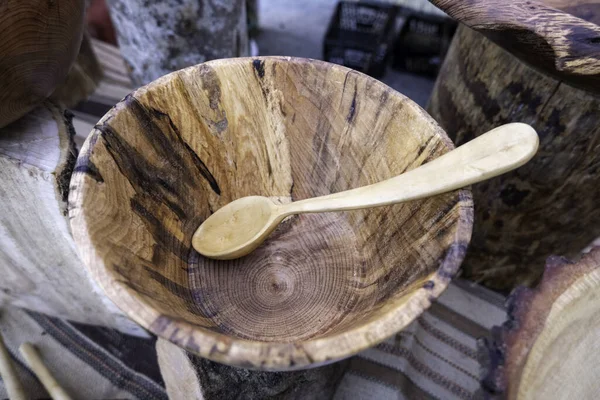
[69,56,474,371]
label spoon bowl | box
[192,196,281,259]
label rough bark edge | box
[56,109,79,216]
[478,247,600,398]
[428,0,600,93]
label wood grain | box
[480,247,600,399]
[429,0,600,93]
[428,25,600,290]
[0,101,143,336]
[51,32,104,108]
[0,0,85,128]
[69,56,473,370]
[540,0,600,25]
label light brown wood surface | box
[193,123,538,260]
[481,247,600,399]
[0,0,85,128]
[69,56,474,370]
[19,343,72,400]
[0,101,142,336]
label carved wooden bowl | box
[69,57,473,370]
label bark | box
[106,0,249,86]
[156,338,349,400]
[428,24,600,291]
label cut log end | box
[480,247,600,399]
[0,0,85,128]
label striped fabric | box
[335,281,505,400]
[0,279,503,399]
[0,39,507,399]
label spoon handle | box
[280,123,538,215]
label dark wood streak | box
[252,58,265,79]
[346,83,358,124]
[73,163,104,183]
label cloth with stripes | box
[0,279,504,400]
[0,39,507,399]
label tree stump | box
[69,56,473,370]
[479,247,600,399]
[0,0,85,128]
[106,0,249,86]
[0,101,143,336]
[427,0,600,290]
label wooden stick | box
[19,343,72,400]
[0,333,26,400]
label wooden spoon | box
[192,123,538,260]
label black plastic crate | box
[391,11,457,77]
[323,1,398,78]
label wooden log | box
[427,23,600,290]
[0,0,85,128]
[69,56,473,370]
[0,101,142,336]
[428,0,600,94]
[479,247,600,399]
[51,32,104,109]
[157,337,348,399]
[105,0,249,86]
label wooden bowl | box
[69,57,473,370]
[0,0,85,128]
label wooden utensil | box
[0,332,26,400]
[19,343,72,400]
[192,123,538,260]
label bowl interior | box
[71,57,472,367]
